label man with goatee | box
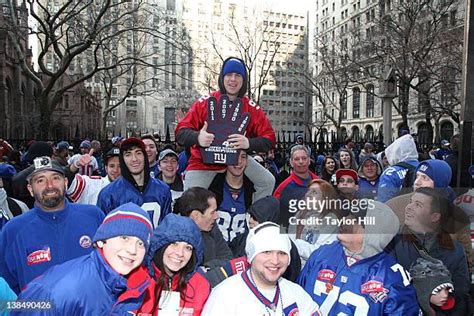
[0,156,104,294]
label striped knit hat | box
[93,202,153,250]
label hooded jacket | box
[298,201,421,315]
[175,57,275,172]
[130,214,210,316]
[96,143,172,228]
[13,250,150,316]
[378,135,420,202]
[357,157,383,200]
[229,196,301,282]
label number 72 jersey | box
[297,242,421,316]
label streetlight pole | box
[379,67,397,146]
[459,0,474,187]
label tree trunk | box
[38,109,52,140]
[38,95,53,140]
[434,116,441,144]
[101,113,109,140]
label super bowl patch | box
[27,246,52,266]
[361,279,389,303]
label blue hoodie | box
[148,214,204,278]
[377,135,420,202]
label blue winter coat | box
[12,250,150,316]
[377,135,420,202]
[97,176,172,228]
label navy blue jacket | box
[96,176,172,229]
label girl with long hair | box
[133,213,210,315]
[290,179,343,265]
[320,155,339,186]
[338,148,358,170]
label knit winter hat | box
[222,58,247,80]
[247,196,280,224]
[410,257,454,313]
[245,222,291,265]
[93,202,153,250]
[80,140,91,149]
[416,160,452,188]
[24,141,54,163]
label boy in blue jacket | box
[12,203,153,315]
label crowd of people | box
[0,57,473,315]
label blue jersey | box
[298,242,420,315]
[96,176,172,229]
[149,163,160,179]
[358,178,379,200]
[0,201,104,294]
[377,160,419,202]
[217,183,247,243]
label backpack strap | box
[394,161,417,188]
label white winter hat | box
[245,222,291,265]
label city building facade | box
[310,0,463,145]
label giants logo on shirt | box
[361,280,389,303]
[27,247,52,266]
[317,269,336,282]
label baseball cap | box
[158,149,178,162]
[56,141,72,151]
[441,139,450,146]
[26,156,65,182]
[104,147,120,163]
[120,137,146,153]
[336,169,358,184]
[112,136,124,146]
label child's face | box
[430,288,450,307]
[97,236,146,275]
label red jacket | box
[0,140,13,158]
[175,91,276,171]
[132,263,210,315]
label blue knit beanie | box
[222,58,247,80]
[416,160,452,188]
[93,202,153,250]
